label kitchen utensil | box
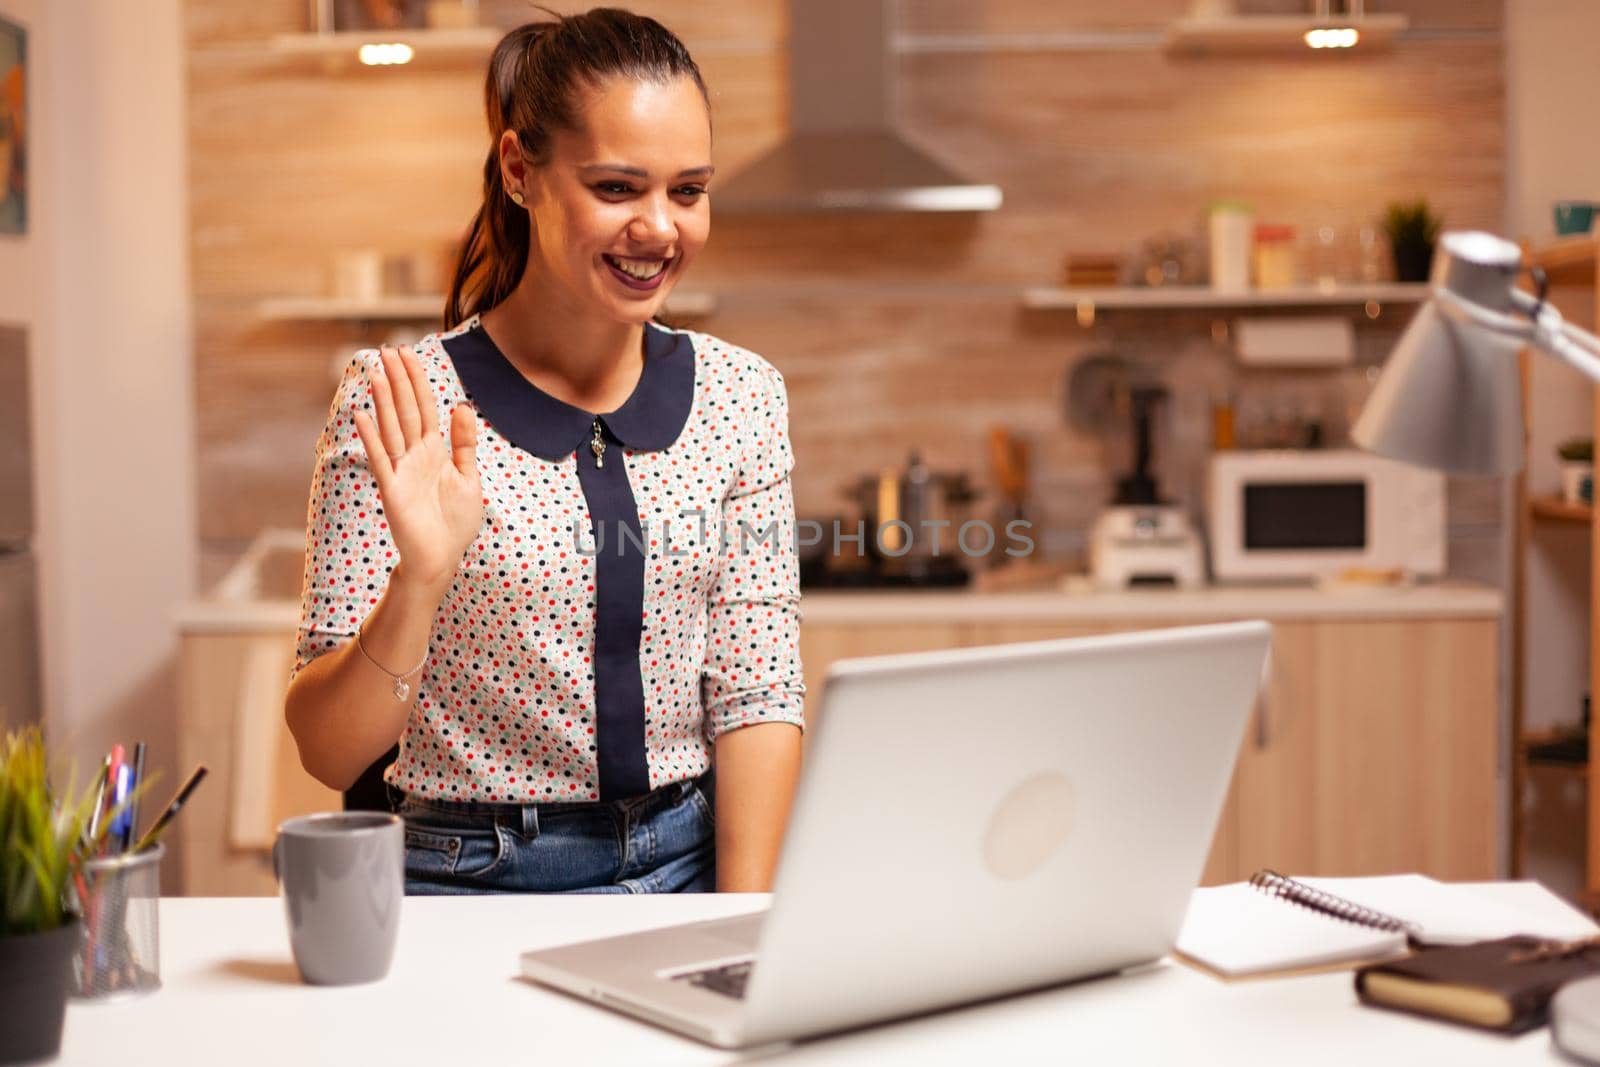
[988,427,1030,508]
[1063,351,1131,436]
[843,452,978,578]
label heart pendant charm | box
[393,679,411,701]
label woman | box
[285,9,804,895]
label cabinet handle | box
[1254,648,1274,750]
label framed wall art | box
[0,15,26,236]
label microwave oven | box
[1206,450,1446,583]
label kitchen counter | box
[177,580,1503,634]
[798,581,1502,625]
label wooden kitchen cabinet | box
[799,609,1500,888]
[177,628,338,895]
[799,622,965,733]
[1232,620,1498,882]
[175,589,1497,895]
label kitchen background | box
[188,0,1506,584]
[1,0,1597,894]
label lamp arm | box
[1513,288,1600,384]
[1433,287,1600,384]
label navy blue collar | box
[442,320,696,461]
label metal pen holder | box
[71,844,163,1000]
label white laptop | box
[520,620,1272,1049]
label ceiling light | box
[1304,27,1360,48]
[358,43,414,66]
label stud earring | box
[510,190,526,206]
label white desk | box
[57,884,1588,1066]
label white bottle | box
[1209,201,1254,294]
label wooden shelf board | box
[1517,727,1588,775]
[1528,236,1598,288]
[1529,495,1593,524]
[257,291,717,322]
[1524,759,1589,777]
[1021,283,1428,312]
[1164,14,1408,54]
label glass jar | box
[1253,224,1297,289]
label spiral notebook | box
[1176,871,1600,979]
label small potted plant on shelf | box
[0,727,116,1064]
[1559,438,1595,506]
[1385,199,1444,282]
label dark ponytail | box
[444,9,709,331]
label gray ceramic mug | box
[273,812,404,985]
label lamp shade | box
[1351,301,1525,475]
[1352,231,1528,476]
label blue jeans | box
[391,774,717,895]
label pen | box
[132,765,208,854]
[122,742,146,853]
[109,762,132,855]
[102,745,125,856]
[84,754,112,849]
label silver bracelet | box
[356,621,427,701]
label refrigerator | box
[0,323,40,732]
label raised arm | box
[285,344,483,791]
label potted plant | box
[0,727,117,1064]
[1559,438,1595,506]
[1385,199,1443,282]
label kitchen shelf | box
[1529,495,1594,525]
[1529,236,1598,288]
[1511,235,1600,889]
[1164,14,1409,54]
[257,291,717,322]
[1518,727,1587,776]
[266,28,500,70]
[1021,283,1429,312]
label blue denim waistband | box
[388,770,711,819]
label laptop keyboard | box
[677,959,754,999]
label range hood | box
[713,0,1002,214]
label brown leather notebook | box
[1355,936,1600,1034]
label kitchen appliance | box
[0,323,40,732]
[711,0,1000,213]
[1207,449,1446,583]
[1090,506,1206,589]
[1081,381,1205,589]
[810,453,978,588]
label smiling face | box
[512,75,712,325]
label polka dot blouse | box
[293,314,806,804]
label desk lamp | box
[1353,231,1600,1066]
[1352,231,1600,475]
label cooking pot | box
[843,452,979,576]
